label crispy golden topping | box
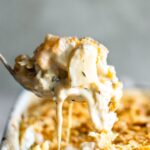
[19,90,150,149]
[113,90,150,149]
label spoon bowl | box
[0,53,52,98]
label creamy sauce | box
[14,34,123,150]
[56,101,63,150]
[66,102,73,144]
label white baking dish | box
[0,88,150,150]
[0,90,41,150]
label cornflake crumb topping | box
[20,90,150,150]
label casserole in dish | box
[1,89,150,150]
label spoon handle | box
[0,53,15,76]
[0,53,53,97]
[0,53,29,90]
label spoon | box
[0,53,52,98]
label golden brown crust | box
[34,34,59,70]
[113,90,150,149]
[19,90,150,149]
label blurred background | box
[0,0,150,140]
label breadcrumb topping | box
[19,90,150,150]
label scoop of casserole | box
[13,34,122,149]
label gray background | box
[0,0,150,140]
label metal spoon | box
[0,53,52,98]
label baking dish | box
[0,91,40,150]
[0,87,150,150]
